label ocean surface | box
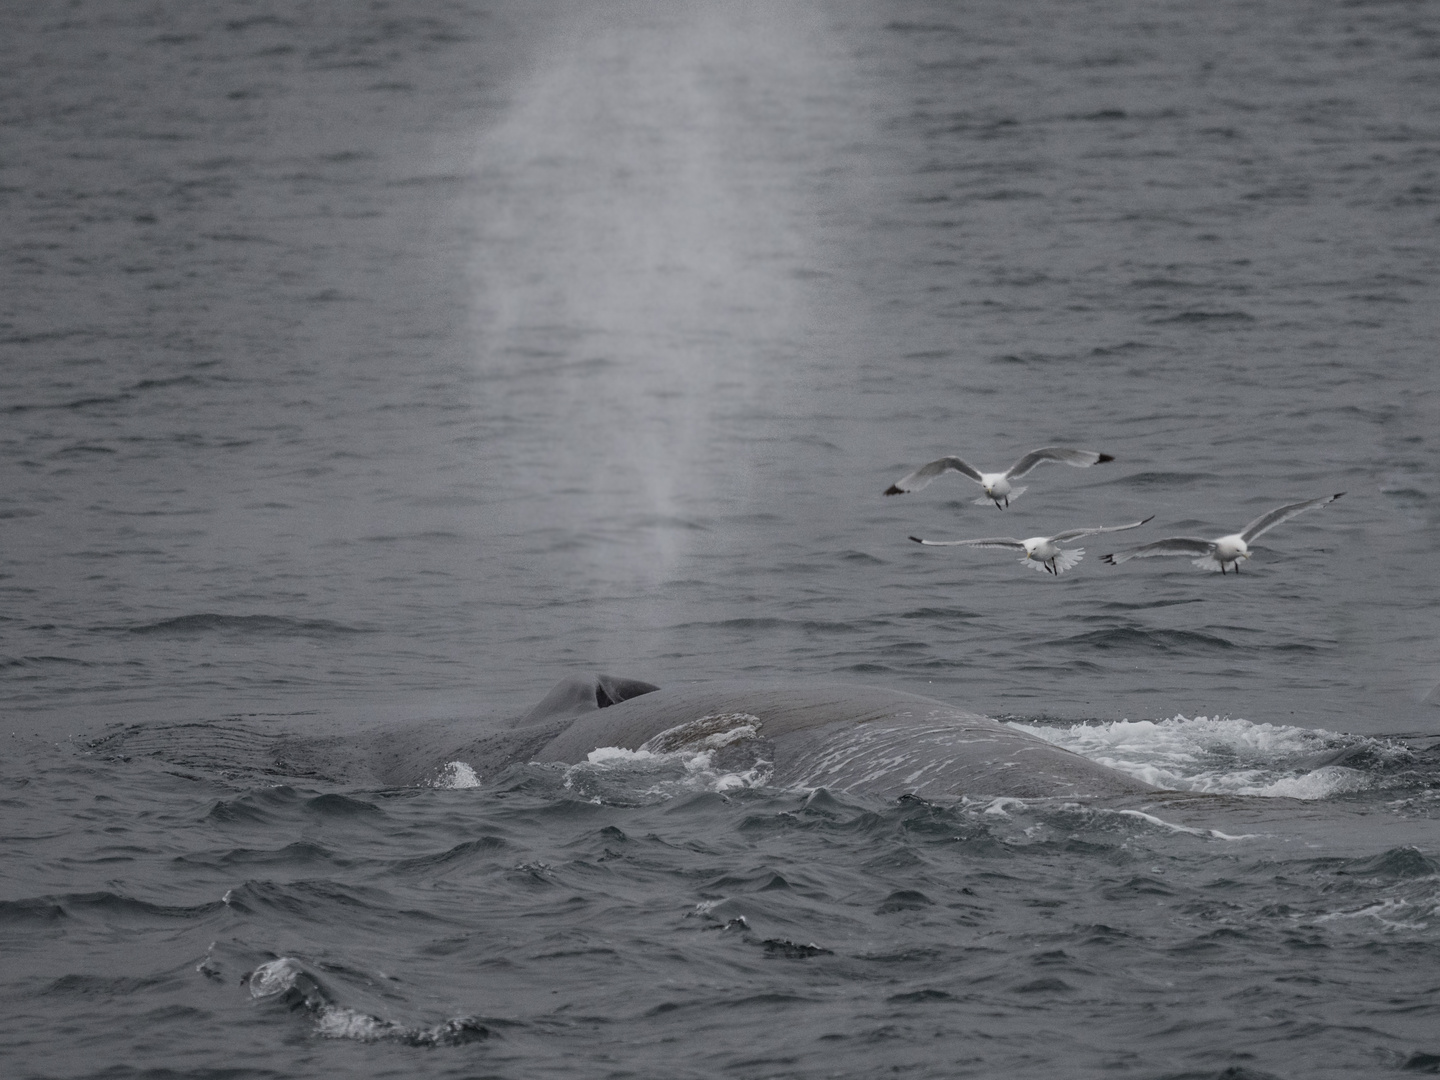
[3,1,1440,1076]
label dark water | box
[3,1,1440,1077]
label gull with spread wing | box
[909,517,1153,576]
[1100,494,1343,574]
[884,447,1114,508]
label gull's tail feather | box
[972,486,1025,507]
[1022,548,1084,574]
[1053,547,1084,574]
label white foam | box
[584,746,661,765]
[1008,715,1375,799]
[1245,766,1370,799]
[564,722,770,803]
[248,957,306,998]
[248,956,483,1045]
[430,761,481,789]
[315,1007,395,1042]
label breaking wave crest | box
[247,957,488,1047]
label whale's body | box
[250,675,1155,800]
[94,674,1155,799]
[524,679,1154,800]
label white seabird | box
[1099,494,1344,574]
[884,447,1115,508]
[909,517,1153,576]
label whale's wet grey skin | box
[249,675,1156,799]
[529,679,1157,800]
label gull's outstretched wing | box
[1049,516,1154,543]
[1004,447,1114,480]
[909,535,1025,549]
[885,457,984,495]
[1238,493,1344,543]
[1100,537,1214,565]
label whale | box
[241,674,1155,800]
[89,674,1156,799]
[525,677,1156,799]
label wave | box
[220,880,402,921]
[119,613,369,636]
[389,837,512,874]
[1149,309,1255,323]
[0,891,223,925]
[175,841,338,869]
[2,654,97,668]
[1052,627,1237,652]
[0,897,66,924]
[205,786,306,824]
[303,793,383,817]
[1338,846,1440,880]
[1111,470,1213,488]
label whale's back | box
[535,683,1155,800]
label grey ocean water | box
[3,2,1440,1077]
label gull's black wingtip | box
[1097,453,1115,463]
[1100,554,1117,564]
[1333,492,1345,500]
[884,485,905,496]
[908,536,925,544]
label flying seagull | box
[884,447,1115,508]
[909,517,1153,576]
[1099,494,1344,574]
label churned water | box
[3,1,1439,1077]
